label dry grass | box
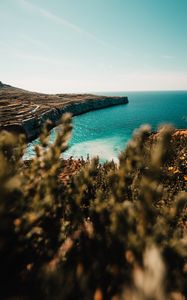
[0,115,186,300]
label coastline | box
[0,82,128,142]
[24,96,129,141]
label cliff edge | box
[0,82,128,141]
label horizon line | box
[1,81,187,94]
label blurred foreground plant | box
[0,115,186,300]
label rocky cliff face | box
[0,82,128,141]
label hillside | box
[0,81,128,141]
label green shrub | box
[0,115,186,300]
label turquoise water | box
[25,91,187,162]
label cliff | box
[0,81,128,141]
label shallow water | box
[25,91,187,161]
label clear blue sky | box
[0,0,187,93]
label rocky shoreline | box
[0,81,128,141]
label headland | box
[0,81,128,141]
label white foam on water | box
[24,135,128,163]
[63,137,121,163]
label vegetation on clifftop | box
[0,114,186,300]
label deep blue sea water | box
[25,91,187,162]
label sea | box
[25,91,187,162]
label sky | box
[0,0,187,93]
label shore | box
[0,82,128,141]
